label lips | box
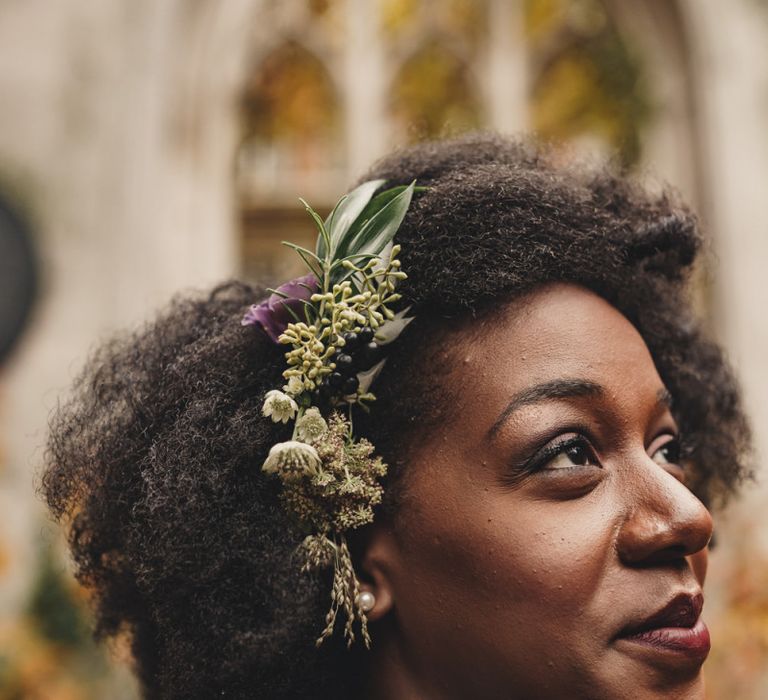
[617,593,710,661]
[621,593,703,635]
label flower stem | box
[292,406,305,440]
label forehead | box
[455,283,664,406]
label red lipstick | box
[617,593,710,662]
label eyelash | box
[651,437,681,466]
[524,433,598,473]
[523,432,684,473]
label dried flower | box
[262,440,321,481]
[298,534,335,570]
[262,390,298,423]
[281,413,386,534]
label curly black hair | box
[41,134,751,699]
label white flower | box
[295,407,328,443]
[262,389,298,424]
[283,375,304,397]
[262,440,321,481]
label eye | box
[541,437,599,471]
[651,437,681,466]
[649,435,688,485]
[510,433,605,495]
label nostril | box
[662,543,690,561]
[627,544,691,569]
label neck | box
[363,620,435,700]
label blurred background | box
[0,0,766,697]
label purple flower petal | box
[242,274,318,343]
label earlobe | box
[357,584,393,622]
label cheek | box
[386,451,625,694]
[395,466,615,634]
[472,495,615,617]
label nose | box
[616,458,713,567]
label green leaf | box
[282,241,323,278]
[281,241,322,263]
[341,181,415,259]
[338,185,410,254]
[282,301,303,325]
[328,253,380,270]
[301,198,331,259]
[319,179,385,260]
[298,298,317,324]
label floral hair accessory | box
[242,274,318,342]
[243,179,418,648]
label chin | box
[590,652,708,700]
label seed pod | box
[361,341,382,368]
[358,327,374,344]
[341,331,359,350]
[335,353,354,373]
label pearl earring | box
[356,590,376,613]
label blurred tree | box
[26,546,89,648]
[0,543,130,700]
[526,0,652,165]
[382,0,488,50]
[390,40,483,140]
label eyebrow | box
[488,380,675,441]
[488,378,603,440]
[656,387,673,409]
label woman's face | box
[364,283,713,700]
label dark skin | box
[359,284,713,700]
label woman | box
[42,134,751,699]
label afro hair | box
[42,134,751,699]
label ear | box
[355,518,399,622]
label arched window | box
[239,40,342,201]
[236,0,686,281]
[239,38,343,281]
[390,40,483,141]
[383,0,486,141]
